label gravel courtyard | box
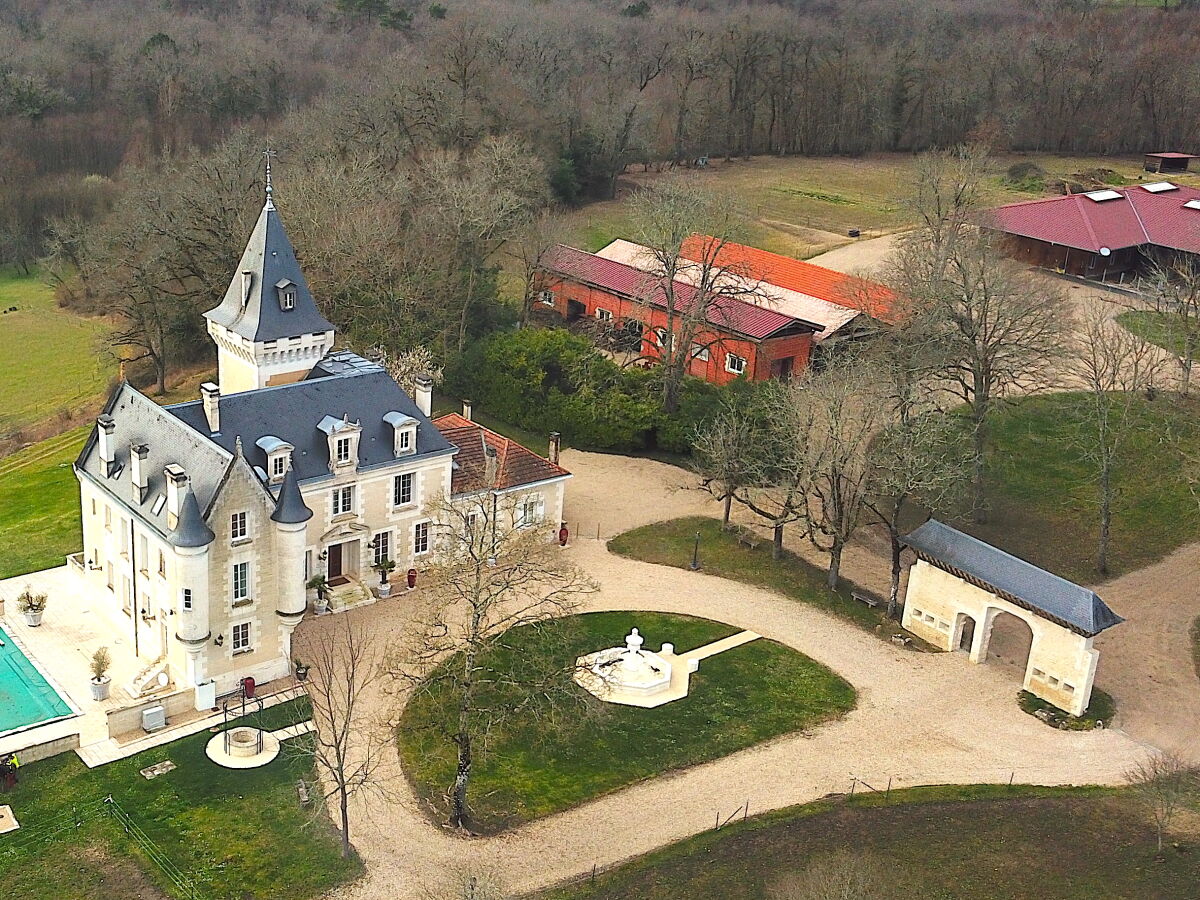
[316,449,1159,900]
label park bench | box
[852,590,880,609]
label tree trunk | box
[450,731,473,829]
[155,357,167,396]
[971,415,988,524]
[1181,357,1192,397]
[772,523,784,560]
[339,784,351,858]
[722,494,732,528]
[1098,461,1111,576]
[887,529,902,620]
[827,541,842,591]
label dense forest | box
[3,0,1200,380]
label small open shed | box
[1144,152,1198,174]
[900,520,1122,717]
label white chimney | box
[165,464,188,530]
[97,415,116,475]
[549,432,561,465]
[130,444,149,501]
[462,399,473,421]
[484,445,498,488]
[200,382,220,433]
[415,375,433,417]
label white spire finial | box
[263,148,277,208]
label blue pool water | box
[0,625,74,736]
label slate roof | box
[903,519,1123,637]
[169,489,216,547]
[168,352,455,483]
[203,198,335,342]
[76,383,232,538]
[983,184,1200,255]
[540,244,819,341]
[270,465,313,524]
[434,413,570,495]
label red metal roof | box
[540,245,818,341]
[680,236,899,324]
[984,184,1200,254]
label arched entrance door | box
[985,610,1034,677]
[955,613,976,653]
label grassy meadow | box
[397,610,855,834]
[0,268,114,436]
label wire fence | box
[1,794,203,899]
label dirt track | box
[319,450,1160,900]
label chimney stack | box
[462,399,473,421]
[97,414,117,475]
[415,374,433,417]
[200,382,220,433]
[164,464,188,530]
[549,432,561,466]
[484,445,498,488]
[130,444,149,502]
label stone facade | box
[902,559,1100,716]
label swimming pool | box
[0,625,75,737]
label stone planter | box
[90,676,111,701]
[24,609,44,627]
[295,664,309,682]
[378,582,392,599]
[314,595,330,615]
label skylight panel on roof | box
[1142,182,1178,193]
[1185,200,1200,211]
[1084,190,1123,202]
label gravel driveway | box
[319,450,1152,900]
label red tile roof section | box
[984,184,1200,254]
[680,236,900,324]
[540,245,819,340]
[435,413,570,495]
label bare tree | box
[1141,252,1200,396]
[628,175,760,413]
[1126,751,1198,853]
[292,615,390,859]
[505,208,568,327]
[694,398,764,529]
[391,489,596,831]
[770,850,895,900]
[423,867,509,900]
[372,345,444,397]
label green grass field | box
[542,786,1200,900]
[1117,310,1195,361]
[558,153,1193,260]
[970,393,1200,584]
[397,610,855,834]
[0,425,88,579]
[2,699,361,900]
[0,268,113,436]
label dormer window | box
[275,278,297,311]
[335,437,352,464]
[318,415,362,472]
[383,411,418,458]
[255,435,294,485]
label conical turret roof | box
[270,464,313,524]
[169,488,216,548]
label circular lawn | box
[397,610,856,834]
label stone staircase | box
[327,576,373,612]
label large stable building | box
[984,182,1200,280]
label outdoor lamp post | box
[689,531,701,571]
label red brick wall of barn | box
[535,274,812,385]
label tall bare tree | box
[694,397,765,529]
[1069,307,1164,576]
[1126,751,1198,853]
[391,489,596,830]
[292,615,390,859]
[1141,252,1200,396]
[628,175,759,413]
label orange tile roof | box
[681,236,899,324]
[434,413,570,495]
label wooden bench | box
[736,531,762,551]
[852,591,880,609]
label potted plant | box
[17,589,47,627]
[90,647,112,701]
[294,658,310,682]
[306,575,332,614]
[373,558,396,598]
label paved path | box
[318,450,1153,900]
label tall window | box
[333,485,354,515]
[519,494,544,528]
[157,550,165,577]
[398,429,412,452]
[104,505,111,530]
[182,588,192,611]
[394,472,414,506]
[232,622,251,653]
[271,455,287,478]
[231,511,247,540]
[413,521,430,555]
[232,562,249,601]
[373,531,391,566]
[335,437,352,464]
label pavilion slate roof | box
[902,519,1123,637]
[540,244,819,341]
[983,183,1200,255]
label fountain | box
[575,628,687,708]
